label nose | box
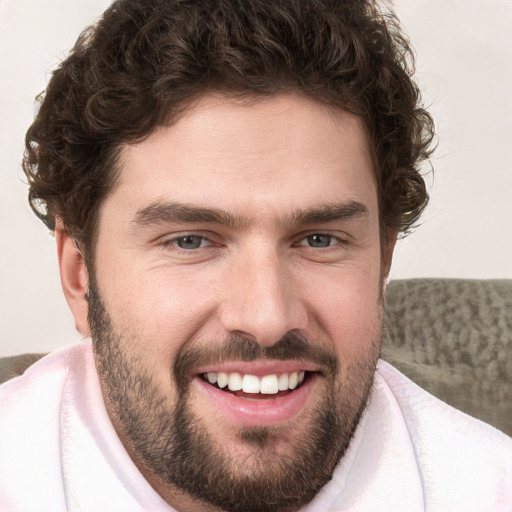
[219,246,308,346]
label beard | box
[88,278,381,512]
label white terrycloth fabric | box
[0,340,511,512]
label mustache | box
[173,331,339,391]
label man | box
[0,0,510,511]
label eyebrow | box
[133,200,369,229]
[134,202,249,229]
[288,201,369,226]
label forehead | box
[108,92,377,225]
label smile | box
[194,362,319,426]
[201,370,307,396]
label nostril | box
[218,285,308,348]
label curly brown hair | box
[23,0,434,262]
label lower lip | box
[193,374,318,426]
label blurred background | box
[1,0,511,356]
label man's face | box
[86,93,390,512]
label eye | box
[299,234,338,248]
[169,235,211,250]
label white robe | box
[0,340,510,511]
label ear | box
[56,221,91,336]
[381,228,397,283]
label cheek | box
[99,264,221,358]
[302,262,384,356]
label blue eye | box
[173,235,208,250]
[303,234,336,248]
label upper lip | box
[194,360,320,377]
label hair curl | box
[23,0,434,261]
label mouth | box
[200,370,309,399]
[193,363,319,426]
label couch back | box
[383,278,512,435]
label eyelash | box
[159,234,215,252]
[295,233,347,249]
[159,232,348,253]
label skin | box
[58,92,395,511]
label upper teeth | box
[205,371,306,394]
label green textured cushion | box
[383,278,512,436]
[0,353,46,384]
